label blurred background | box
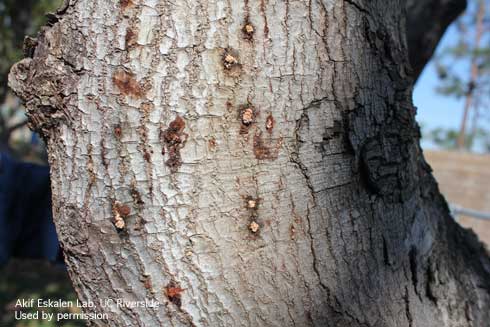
[414,0,490,245]
[0,0,489,326]
[0,1,83,326]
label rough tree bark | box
[406,0,467,81]
[8,0,490,326]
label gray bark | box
[8,0,490,326]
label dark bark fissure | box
[409,246,419,294]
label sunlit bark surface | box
[9,0,490,326]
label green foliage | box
[427,128,460,150]
[434,71,466,98]
[425,127,490,152]
[434,0,490,100]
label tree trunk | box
[8,0,490,326]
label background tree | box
[425,126,490,152]
[432,0,490,151]
[8,0,490,326]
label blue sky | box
[413,24,465,149]
[413,3,490,152]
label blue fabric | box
[0,152,60,266]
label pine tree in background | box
[433,0,490,152]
